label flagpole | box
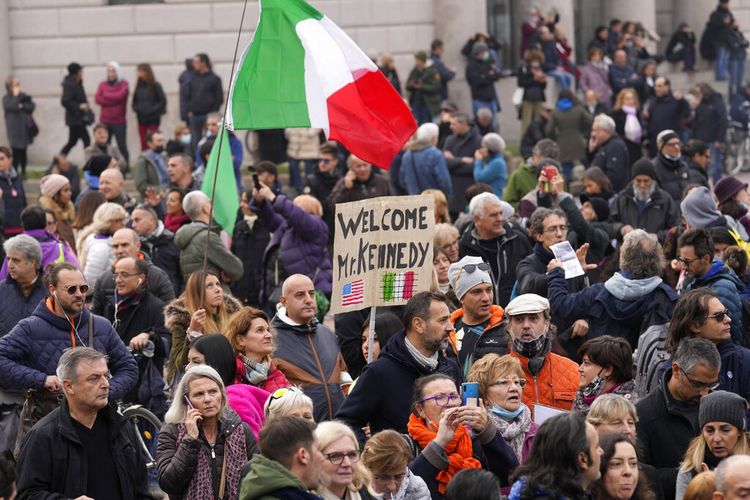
[199,0,250,309]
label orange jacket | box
[509,346,579,415]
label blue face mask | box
[180,134,192,145]
[481,52,490,62]
[491,404,524,420]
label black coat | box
[590,134,630,193]
[651,153,690,202]
[140,227,182,295]
[0,170,26,233]
[132,80,167,125]
[707,6,734,48]
[517,64,546,102]
[108,291,167,361]
[230,209,271,308]
[16,400,152,499]
[644,94,690,156]
[693,92,728,143]
[186,71,223,116]
[609,183,680,241]
[335,331,462,445]
[465,58,500,102]
[91,262,176,320]
[60,75,88,127]
[443,127,482,215]
[687,159,710,187]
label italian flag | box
[227,0,416,168]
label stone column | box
[0,0,11,145]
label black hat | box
[699,391,747,431]
[631,158,657,180]
[67,62,83,75]
[83,154,112,178]
[580,194,610,222]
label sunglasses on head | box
[63,284,89,295]
[462,262,490,273]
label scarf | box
[113,288,144,328]
[622,105,642,143]
[489,404,533,463]
[239,354,270,386]
[407,413,481,494]
[404,336,438,370]
[176,419,247,500]
[533,243,554,267]
[165,212,191,233]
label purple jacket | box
[0,229,79,280]
[253,195,332,295]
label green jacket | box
[239,455,315,500]
[133,151,165,201]
[406,64,442,117]
[174,221,243,283]
[503,161,538,208]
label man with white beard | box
[609,158,680,242]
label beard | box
[634,182,656,202]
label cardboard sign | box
[331,195,435,313]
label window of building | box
[486,0,523,70]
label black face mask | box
[512,335,547,359]
[153,146,164,154]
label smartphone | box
[461,382,479,407]
[183,395,194,410]
[542,165,557,193]
[252,173,261,191]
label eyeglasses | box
[114,271,140,280]
[489,379,527,389]
[542,225,568,234]
[707,309,730,322]
[319,158,332,164]
[373,473,406,484]
[677,256,699,265]
[63,284,89,295]
[419,393,461,406]
[325,450,360,465]
[678,365,720,391]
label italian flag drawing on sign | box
[226,0,417,168]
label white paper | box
[533,403,566,425]
[550,241,585,279]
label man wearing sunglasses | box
[636,337,721,499]
[302,142,341,246]
[678,228,744,345]
[0,262,138,450]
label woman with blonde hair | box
[165,270,241,386]
[610,88,644,166]
[362,429,430,500]
[587,394,638,441]
[263,386,314,421]
[434,223,460,262]
[422,189,451,224]
[316,421,376,500]
[76,202,127,285]
[225,306,289,391]
[157,365,258,500]
[676,391,750,499]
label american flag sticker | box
[341,279,365,306]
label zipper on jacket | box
[307,327,334,419]
[210,444,216,459]
[533,375,540,403]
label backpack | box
[633,322,669,398]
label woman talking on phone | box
[407,373,517,500]
[157,365,258,500]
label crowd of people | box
[2,2,750,499]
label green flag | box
[201,128,239,234]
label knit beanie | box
[656,130,679,152]
[482,133,506,154]
[631,158,657,180]
[698,390,747,430]
[39,174,70,198]
[448,256,493,300]
[714,176,748,204]
[681,186,725,229]
[67,62,82,75]
[580,194,610,222]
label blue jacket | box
[730,91,750,129]
[608,64,639,95]
[548,269,677,348]
[473,153,507,199]
[688,260,744,344]
[0,275,46,338]
[336,331,462,445]
[0,300,138,398]
[400,143,452,197]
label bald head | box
[112,228,141,261]
[714,455,750,500]
[99,168,124,201]
[280,274,317,325]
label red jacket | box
[95,80,129,125]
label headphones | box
[137,278,143,286]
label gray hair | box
[529,207,566,237]
[620,229,664,278]
[182,191,210,220]
[164,365,227,425]
[56,347,108,383]
[593,114,616,134]
[715,455,750,494]
[3,234,42,268]
[416,122,439,143]
[263,386,314,419]
[469,192,502,218]
[674,337,721,374]
[476,107,493,120]
[531,139,559,160]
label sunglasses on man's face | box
[63,284,89,295]
[707,309,730,322]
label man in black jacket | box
[304,142,341,247]
[691,83,728,184]
[643,77,691,157]
[459,192,532,308]
[336,292,461,444]
[443,114,482,219]
[465,42,501,128]
[16,347,151,499]
[685,139,710,187]
[651,130,691,202]
[636,337,720,499]
[60,62,91,155]
[588,114,630,192]
[186,53,223,151]
[131,205,182,294]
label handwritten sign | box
[331,195,435,313]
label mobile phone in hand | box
[184,395,194,410]
[461,382,479,407]
[252,173,261,191]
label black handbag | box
[26,116,39,142]
[82,108,95,126]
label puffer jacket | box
[271,310,346,422]
[0,229,78,280]
[509,343,579,414]
[95,79,129,125]
[0,274,46,338]
[609,183,680,241]
[253,195,332,296]
[285,128,322,159]
[400,139,452,197]
[0,300,138,397]
[131,80,166,125]
[449,305,506,376]
[174,221,244,285]
[157,409,258,500]
[226,383,269,439]
[164,295,242,382]
[687,260,745,344]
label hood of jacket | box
[681,186,726,229]
[31,297,88,334]
[604,272,663,301]
[697,260,745,291]
[556,98,574,111]
[449,305,504,354]
[240,454,311,499]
